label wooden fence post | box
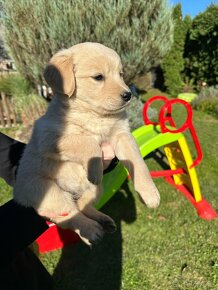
[1,92,12,127]
[0,92,18,127]
[0,95,6,127]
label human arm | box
[0,132,49,263]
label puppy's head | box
[44,42,131,114]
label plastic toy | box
[36,96,217,253]
[177,93,197,103]
[142,96,216,219]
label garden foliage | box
[161,4,188,97]
[1,0,174,87]
[0,74,47,123]
[192,85,218,118]
[184,4,218,86]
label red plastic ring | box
[143,96,168,125]
[159,99,193,133]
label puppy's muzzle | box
[121,91,132,102]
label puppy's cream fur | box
[14,43,160,245]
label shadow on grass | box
[145,149,170,170]
[52,181,137,290]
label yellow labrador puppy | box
[14,42,160,245]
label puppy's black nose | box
[121,91,132,102]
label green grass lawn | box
[0,108,217,290]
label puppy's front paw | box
[76,220,104,246]
[98,215,117,233]
[136,184,160,208]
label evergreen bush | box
[184,4,218,86]
[161,4,188,97]
[1,0,174,87]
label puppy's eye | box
[120,72,124,78]
[92,74,104,81]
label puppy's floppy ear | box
[44,50,75,97]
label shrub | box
[1,0,174,87]
[161,4,189,97]
[195,85,218,101]
[0,73,32,97]
[0,74,47,123]
[181,77,196,93]
[193,85,218,118]
[184,4,218,86]
[197,99,218,118]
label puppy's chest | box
[84,118,117,141]
[68,116,126,142]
